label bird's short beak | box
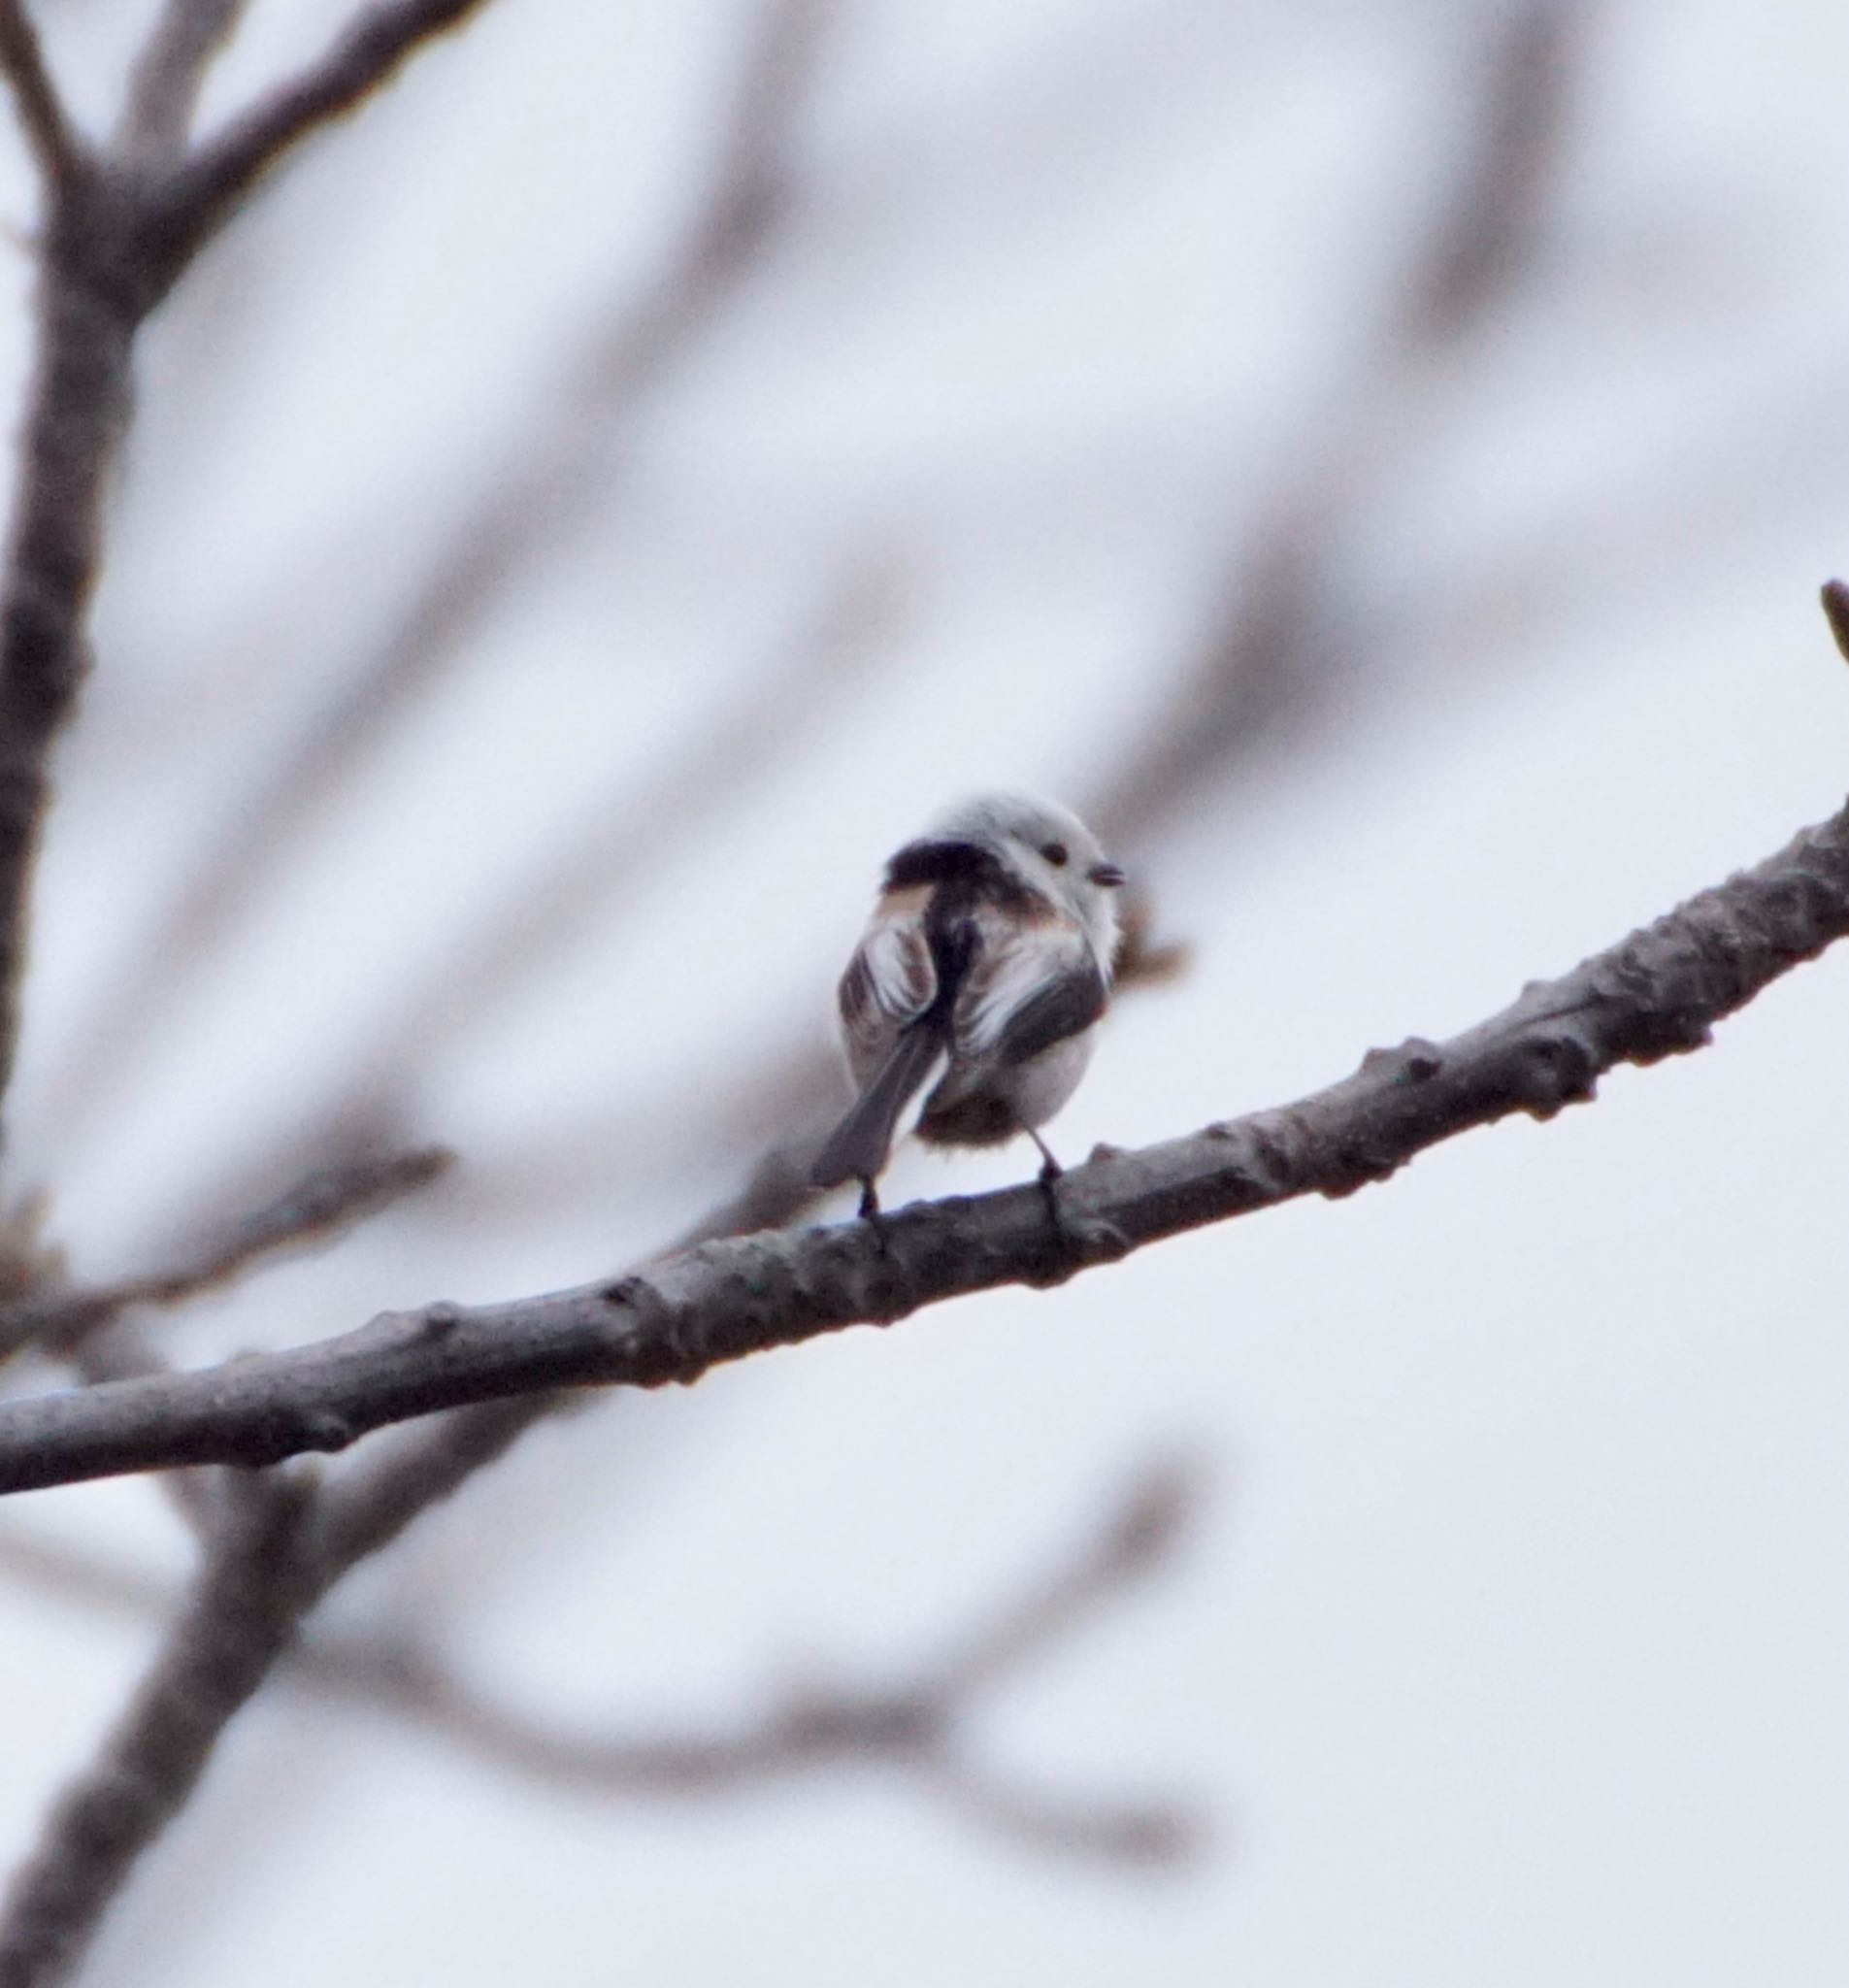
[1088,861,1126,887]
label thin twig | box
[1095,0,1580,848]
[1821,579,1849,664]
[322,1458,1200,1869]
[0,1145,452,1363]
[116,0,251,165]
[161,561,892,1229]
[0,0,81,190]
[0,1145,449,1546]
[149,0,493,261]
[917,1460,1197,1705]
[46,0,834,1164]
[0,0,498,1138]
[7,782,1849,1493]
[0,1458,1203,1865]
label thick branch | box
[5,791,1848,1495]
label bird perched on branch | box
[810,793,1125,1216]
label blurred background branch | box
[116,0,249,166]
[1095,0,1582,848]
[0,1145,450,1366]
[44,0,837,1172]
[0,1455,1205,1864]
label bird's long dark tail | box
[810,1024,945,1192]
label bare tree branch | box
[0,1145,451,1364]
[0,1472,317,1988]
[0,1043,880,1971]
[0,0,82,190]
[916,1459,1195,1706]
[5,786,1847,1496]
[0,1457,1203,1870]
[116,0,251,165]
[1096,0,1581,849]
[315,1458,1198,1866]
[47,0,832,1162]
[0,1,512,1130]
[917,1753,1191,1868]
[0,916,1178,1957]
[1402,0,1578,348]
[149,0,493,261]
[165,562,892,1227]
[0,199,145,1114]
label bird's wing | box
[837,890,937,1076]
[955,908,1107,1067]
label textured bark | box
[4,788,1846,1496]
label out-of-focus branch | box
[1821,579,1849,664]
[9,782,1849,1493]
[172,561,894,1226]
[362,1458,1202,1865]
[0,905,1173,1960]
[0,1472,317,1988]
[0,189,143,1118]
[1096,0,1580,847]
[1402,0,1578,348]
[0,1145,451,1364]
[0,1127,826,1978]
[150,0,491,255]
[916,1459,1193,1705]
[0,1147,447,1548]
[0,4,826,1973]
[48,0,835,1162]
[0,0,82,189]
[0,0,509,1133]
[0,1459,1203,1867]
[336,567,890,1098]
[0,6,1571,1956]
[117,0,251,165]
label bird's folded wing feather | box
[957,911,1107,1066]
[839,898,937,1068]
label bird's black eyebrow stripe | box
[883,839,1011,892]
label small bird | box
[810,792,1125,1216]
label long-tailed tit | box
[810,793,1126,1216]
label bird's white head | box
[924,791,1125,969]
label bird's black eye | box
[1040,841,1070,867]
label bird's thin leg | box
[1024,1129,1071,1242]
[855,1176,899,1257]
